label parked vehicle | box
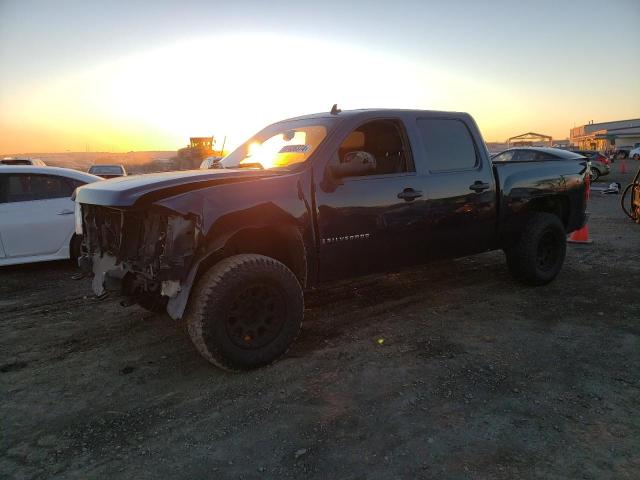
[0,166,100,266]
[199,156,223,169]
[629,146,640,160]
[569,150,611,181]
[87,164,127,179]
[75,108,589,371]
[492,147,609,181]
[614,147,632,160]
[1,157,46,166]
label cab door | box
[411,117,498,257]
[315,118,426,281]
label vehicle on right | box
[569,149,611,181]
[629,146,640,161]
[492,146,608,181]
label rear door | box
[411,116,498,257]
[0,173,77,258]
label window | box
[221,120,332,170]
[512,150,556,162]
[88,165,124,175]
[337,119,412,176]
[492,151,515,162]
[0,174,74,203]
[417,118,477,171]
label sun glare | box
[0,32,548,153]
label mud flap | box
[166,262,199,320]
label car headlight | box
[75,201,83,235]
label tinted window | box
[0,174,74,203]
[1,159,32,165]
[337,119,412,176]
[69,179,87,190]
[89,165,124,175]
[512,150,558,162]
[417,118,477,171]
[492,151,515,162]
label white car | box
[629,146,640,160]
[0,166,101,266]
[199,156,223,169]
[1,157,46,166]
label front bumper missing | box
[80,205,200,318]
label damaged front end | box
[78,204,200,317]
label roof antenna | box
[330,104,341,115]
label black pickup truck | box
[75,108,589,371]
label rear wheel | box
[185,254,303,371]
[505,213,566,286]
[633,154,639,161]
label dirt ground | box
[2,167,639,480]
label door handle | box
[57,209,74,215]
[469,181,490,193]
[397,188,423,201]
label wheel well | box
[527,196,569,228]
[197,226,307,287]
[69,233,82,260]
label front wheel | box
[633,154,639,161]
[505,213,566,286]
[590,167,600,182]
[185,254,304,371]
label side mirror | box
[330,151,376,178]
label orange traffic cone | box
[569,173,592,243]
[620,160,628,174]
[568,224,592,244]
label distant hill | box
[1,151,179,174]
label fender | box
[166,223,308,320]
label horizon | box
[1,0,639,153]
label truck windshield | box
[221,119,335,170]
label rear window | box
[494,150,569,162]
[416,118,478,171]
[492,151,515,162]
[89,165,124,175]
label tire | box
[185,254,304,371]
[633,154,639,161]
[505,213,566,286]
[590,167,600,182]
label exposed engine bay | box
[79,204,200,306]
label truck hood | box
[75,168,278,207]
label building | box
[507,132,553,147]
[570,118,640,152]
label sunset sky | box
[1,0,639,154]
